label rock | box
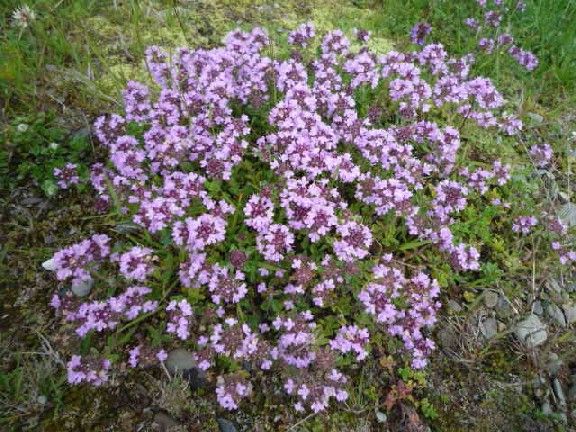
[552,378,567,408]
[546,303,567,327]
[541,397,552,415]
[165,349,206,390]
[376,411,387,423]
[217,418,238,432]
[483,291,499,308]
[558,202,576,227]
[546,353,563,376]
[562,304,576,324]
[165,349,196,373]
[532,300,543,316]
[42,258,56,271]
[480,317,498,339]
[514,315,548,348]
[495,297,513,319]
[153,412,179,431]
[447,299,463,313]
[568,383,576,402]
[437,326,458,350]
[71,278,93,297]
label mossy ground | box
[1,0,575,431]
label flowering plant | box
[45,11,573,415]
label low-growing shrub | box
[45,4,574,415]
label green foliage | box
[1,112,92,196]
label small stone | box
[558,202,576,227]
[165,349,206,390]
[376,411,387,423]
[546,353,563,376]
[541,397,552,415]
[37,395,47,405]
[480,317,498,339]
[153,412,179,431]
[71,278,93,297]
[483,291,499,308]
[217,418,238,432]
[495,297,513,319]
[165,349,196,373]
[532,300,543,315]
[514,314,548,348]
[568,383,576,402]
[42,258,56,271]
[562,304,576,324]
[447,299,462,312]
[546,303,567,327]
[553,378,567,408]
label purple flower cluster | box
[216,373,253,411]
[358,255,440,368]
[465,0,538,71]
[52,234,110,284]
[529,143,553,167]
[166,299,193,340]
[53,286,158,337]
[512,216,538,235]
[410,22,432,46]
[116,246,156,281]
[67,355,111,386]
[46,19,553,415]
[54,162,80,189]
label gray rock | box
[568,383,576,402]
[558,202,576,227]
[546,353,563,376]
[153,412,179,431]
[165,349,206,390]
[447,299,463,313]
[483,291,499,308]
[552,378,567,408]
[42,258,56,271]
[546,303,567,327]
[562,303,576,324]
[71,278,93,297]
[217,418,238,432]
[495,297,513,319]
[376,411,387,423]
[514,314,548,348]
[165,349,196,373]
[480,317,498,339]
[541,397,552,415]
[532,300,543,316]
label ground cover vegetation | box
[1,1,576,431]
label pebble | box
[558,202,576,227]
[447,299,463,313]
[546,353,563,376]
[165,349,196,373]
[165,349,206,390]
[552,378,567,408]
[153,412,179,432]
[562,303,576,324]
[514,314,548,348]
[483,291,499,308]
[495,297,513,319]
[217,418,238,432]
[480,317,498,339]
[546,303,567,327]
[71,278,93,297]
[532,300,543,316]
[41,258,56,271]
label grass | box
[1,0,575,431]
